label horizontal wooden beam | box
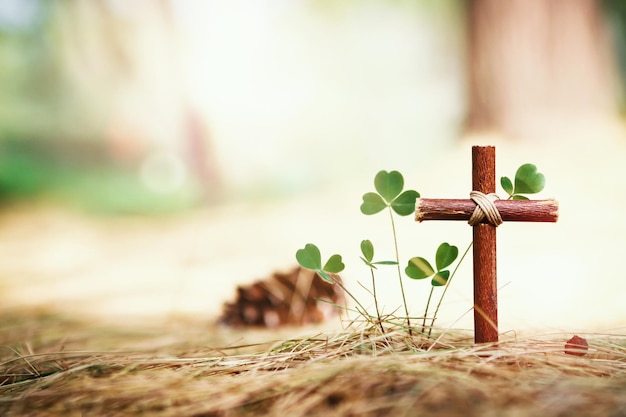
[415,198,559,223]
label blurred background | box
[1,0,625,333]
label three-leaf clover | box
[360,171,420,216]
[500,163,545,200]
[405,242,459,286]
[296,243,345,283]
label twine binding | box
[468,191,502,226]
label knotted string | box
[468,191,502,226]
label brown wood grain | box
[415,199,559,223]
[472,146,499,344]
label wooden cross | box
[415,146,559,344]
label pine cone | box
[218,266,346,328]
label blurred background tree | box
[465,0,619,136]
[0,0,217,213]
[603,0,626,107]
[1,0,625,214]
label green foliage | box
[500,176,513,196]
[360,170,419,331]
[296,161,548,337]
[432,270,450,287]
[360,170,419,216]
[405,242,460,335]
[500,163,545,200]
[391,190,421,216]
[0,138,196,214]
[295,243,322,270]
[360,193,387,215]
[360,240,374,263]
[435,242,458,271]
[296,243,344,283]
[324,254,346,274]
[406,242,458,287]
[405,257,434,279]
[358,238,398,330]
[374,170,404,203]
[359,239,398,269]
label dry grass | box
[1,308,625,417]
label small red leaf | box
[564,335,588,357]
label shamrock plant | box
[359,171,419,333]
[295,243,345,284]
[359,239,397,331]
[405,242,459,287]
[501,163,545,200]
[405,242,461,335]
[295,242,370,320]
[359,170,419,216]
[295,163,547,337]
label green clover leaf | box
[501,163,546,199]
[514,164,545,195]
[360,193,387,215]
[323,254,345,273]
[374,170,404,203]
[405,257,434,279]
[432,270,450,287]
[360,240,374,263]
[435,242,458,271]
[295,243,322,270]
[296,243,344,283]
[406,242,458,287]
[500,176,514,196]
[391,190,420,216]
[361,171,419,216]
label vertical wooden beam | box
[472,146,498,343]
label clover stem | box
[333,279,371,320]
[387,207,412,336]
[422,287,435,334]
[369,267,385,334]
[428,241,473,337]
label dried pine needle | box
[0,308,625,417]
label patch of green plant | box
[0,138,198,215]
[500,163,545,200]
[296,163,547,337]
[359,239,398,332]
[295,243,345,284]
[405,242,458,333]
[359,170,419,332]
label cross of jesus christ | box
[415,146,559,344]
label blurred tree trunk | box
[465,0,618,136]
